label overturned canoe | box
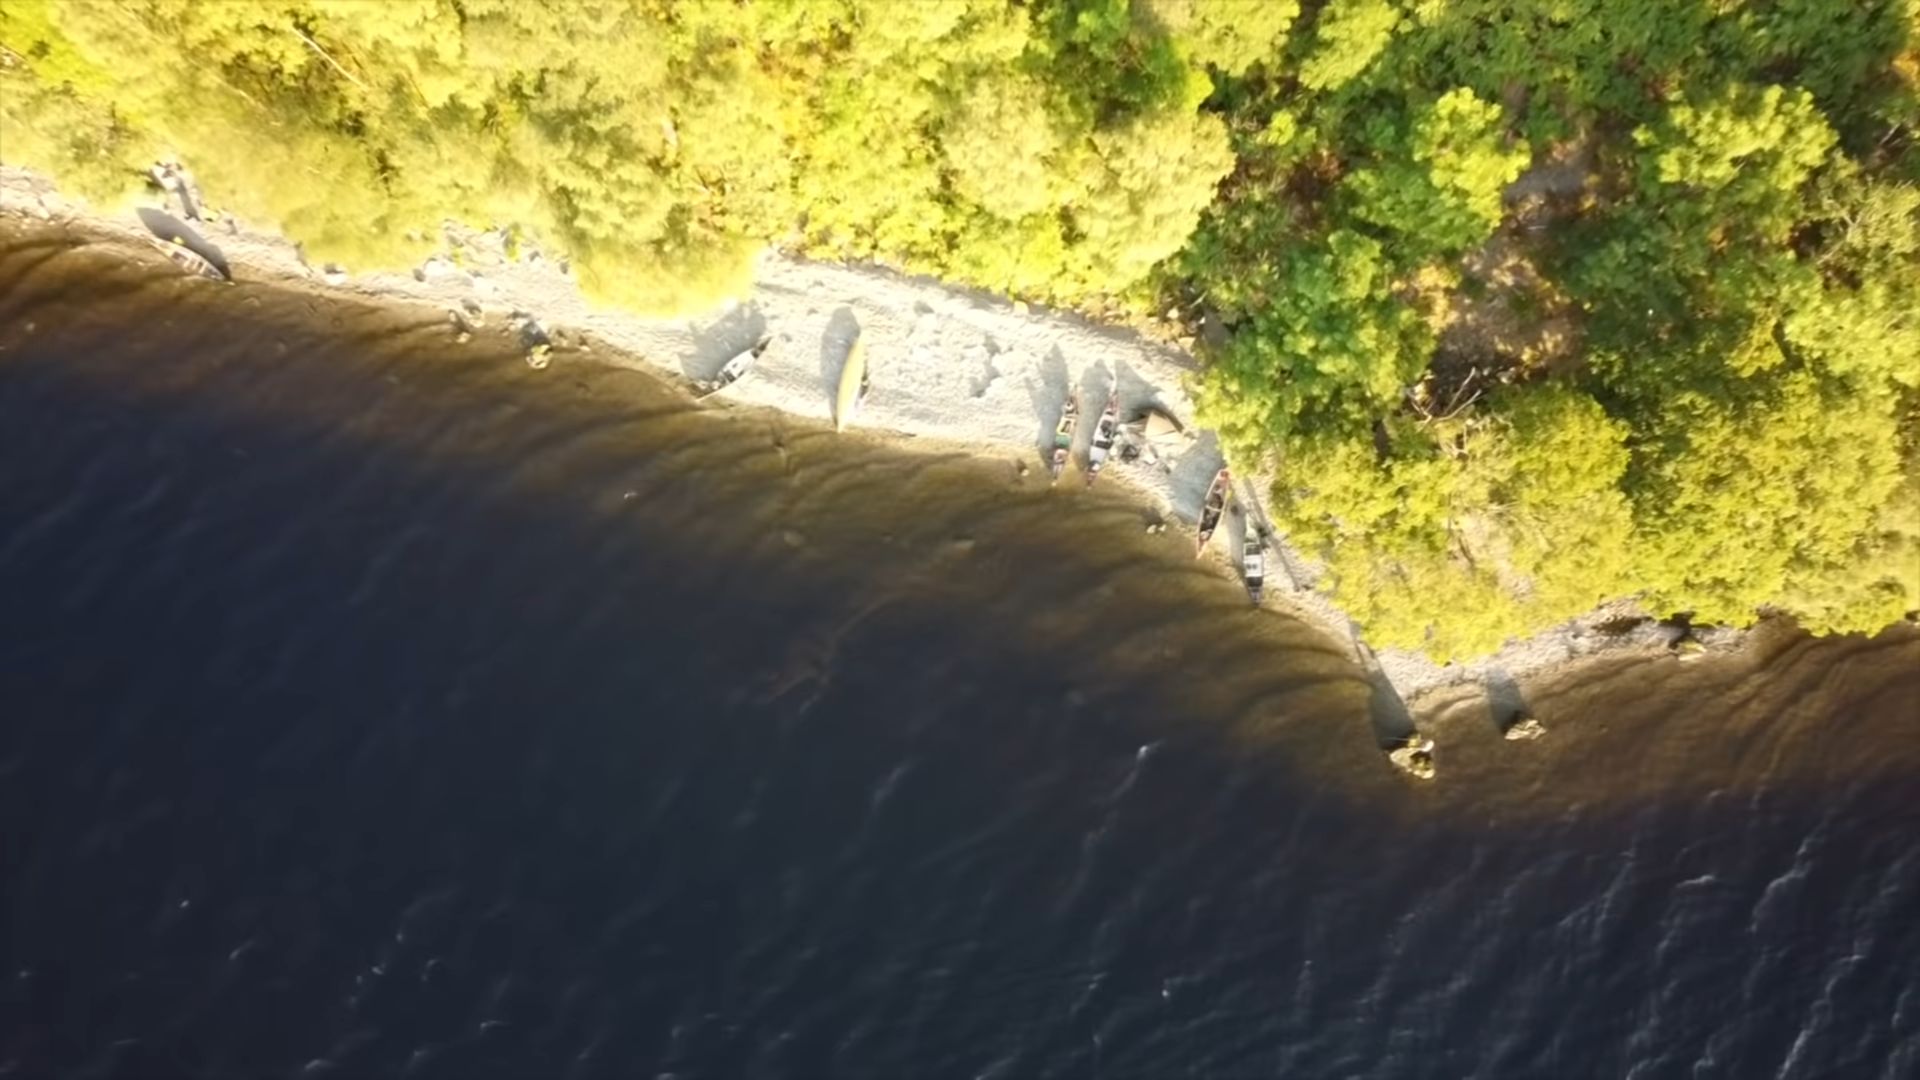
[834,333,868,431]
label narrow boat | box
[1049,397,1079,483]
[695,336,771,400]
[1084,390,1120,487]
[1241,511,1265,604]
[147,234,227,282]
[1195,467,1230,557]
[136,206,231,282]
[834,333,868,431]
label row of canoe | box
[1049,390,1266,606]
[698,332,1267,606]
[1047,390,1120,488]
[1196,466,1267,605]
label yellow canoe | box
[834,333,868,432]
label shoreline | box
[0,164,1752,710]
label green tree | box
[1629,375,1906,627]
[1193,228,1432,456]
[1146,0,1299,76]
[1297,0,1401,92]
[1344,87,1528,258]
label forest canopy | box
[3,0,1917,659]
[0,0,1235,310]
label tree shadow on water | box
[1351,638,1418,751]
[1484,666,1532,735]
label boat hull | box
[1084,393,1120,488]
[1195,467,1231,556]
[834,336,867,431]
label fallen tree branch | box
[290,26,368,93]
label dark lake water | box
[3,224,1918,1079]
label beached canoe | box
[834,333,868,431]
[1242,512,1265,604]
[1084,390,1120,487]
[146,235,227,282]
[1196,467,1230,557]
[696,336,771,401]
[135,206,231,282]
[1049,396,1079,483]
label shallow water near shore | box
[3,227,1918,1078]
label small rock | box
[782,530,806,548]
[1388,736,1437,780]
[525,343,552,370]
[454,331,471,344]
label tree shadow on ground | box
[1111,356,1166,419]
[1073,360,1112,469]
[682,302,767,380]
[818,305,860,417]
[1026,345,1071,465]
[1166,432,1223,523]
